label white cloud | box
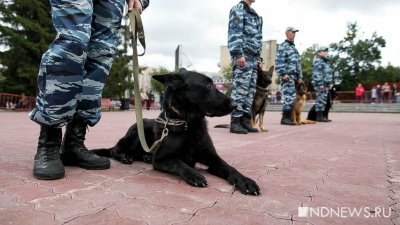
[137,0,400,72]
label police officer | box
[275,27,302,125]
[228,0,263,134]
[29,0,150,180]
[312,46,332,122]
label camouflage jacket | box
[312,55,332,87]
[228,1,263,59]
[140,0,149,9]
[275,40,302,80]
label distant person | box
[355,83,365,103]
[382,82,390,103]
[275,27,302,125]
[392,83,399,103]
[376,84,382,103]
[371,86,377,103]
[311,46,332,122]
[228,0,263,134]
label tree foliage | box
[0,0,55,95]
[329,22,386,90]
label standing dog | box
[93,69,260,195]
[292,81,315,125]
[250,66,274,132]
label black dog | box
[307,85,338,121]
[251,66,274,132]
[93,69,260,195]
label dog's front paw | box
[120,153,134,164]
[183,173,208,187]
[234,176,260,196]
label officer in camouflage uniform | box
[312,46,332,122]
[228,0,263,134]
[275,27,302,125]
[29,0,150,180]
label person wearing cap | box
[275,27,303,125]
[228,0,263,134]
[311,46,332,122]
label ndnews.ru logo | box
[298,206,391,218]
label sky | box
[136,0,400,73]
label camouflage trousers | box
[281,78,296,111]
[230,56,258,117]
[29,0,125,128]
[314,87,328,112]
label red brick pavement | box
[0,111,399,225]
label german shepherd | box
[292,81,315,125]
[307,85,337,121]
[93,69,260,195]
[251,66,274,132]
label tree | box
[329,22,386,90]
[0,0,55,95]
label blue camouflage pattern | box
[228,1,263,59]
[275,40,302,110]
[230,56,258,117]
[29,0,149,128]
[228,1,262,118]
[312,55,332,112]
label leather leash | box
[128,10,154,153]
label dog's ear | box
[152,73,184,86]
[178,68,188,73]
[268,66,275,75]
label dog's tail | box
[214,124,230,128]
[91,147,113,157]
[301,120,316,125]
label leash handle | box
[129,10,152,153]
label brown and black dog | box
[292,81,315,125]
[251,66,274,132]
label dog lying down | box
[93,69,260,195]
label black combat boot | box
[240,113,258,133]
[33,125,65,180]
[281,109,295,125]
[60,116,110,169]
[230,116,248,134]
[316,111,329,122]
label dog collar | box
[155,113,188,132]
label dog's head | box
[256,66,273,88]
[153,68,235,118]
[295,80,307,96]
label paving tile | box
[3,182,55,203]
[0,111,399,225]
[109,198,192,225]
[0,204,60,225]
[31,194,100,222]
[186,203,292,225]
[64,209,146,225]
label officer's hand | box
[128,0,142,13]
[282,75,290,81]
[236,57,246,67]
[319,85,324,90]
